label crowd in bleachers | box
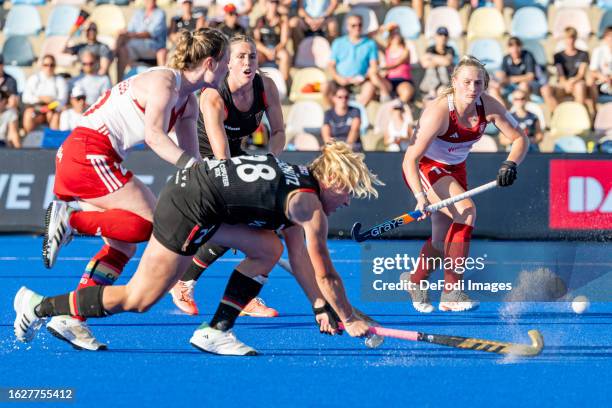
[0,0,610,153]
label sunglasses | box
[42,63,56,67]
[82,62,95,66]
[514,97,526,101]
[349,23,362,28]
[74,96,86,101]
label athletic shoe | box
[43,201,74,269]
[169,280,199,315]
[14,286,45,343]
[190,324,257,356]
[402,273,434,313]
[439,289,479,312]
[239,297,279,318]
[46,316,107,351]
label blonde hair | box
[309,141,384,199]
[169,28,228,71]
[439,55,490,98]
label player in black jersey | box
[16,142,383,356]
[170,34,286,318]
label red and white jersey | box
[424,94,488,165]
[77,67,188,159]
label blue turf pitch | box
[1,236,611,407]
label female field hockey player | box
[402,56,528,313]
[170,34,286,318]
[15,142,383,355]
[40,28,229,350]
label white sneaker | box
[401,273,434,313]
[43,201,74,269]
[14,286,45,343]
[190,324,257,356]
[47,316,107,351]
[439,290,479,312]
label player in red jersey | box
[402,56,528,313]
[41,28,229,350]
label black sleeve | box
[4,76,18,95]
[348,107,360,120]
[323,109,332,124]
[425,45,435,55]
[579,50,590,64]
[523,51,536,74]
[501,55,510,73]
[553,52,565,76]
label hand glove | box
[497,160,517,187]
[313,303,342,335]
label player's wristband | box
[414,191,426,199]
[175,152,197,169]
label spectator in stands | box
[384,100,413,152]
[588,26,612,103]
[553,27,594,115]
[59,86,87,132]
[400,0,502,23]
[420,27,454,98]
[328,14,389,106]
[290,0,339,48]
[169,0,206,47]
[0,56,19,109]
[64,23,113,77]
[500,89,543,152]
[0,91,20,148]
[217,0,254,16]
[217,4,247,38]
[253,0,291,82]
[22,55,67,133]
[377,23,414,105]
[69,52,112,106]
[490,37,556,111]
[115,0,167,82]
[322,84,362,151]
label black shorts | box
[152,167,221,256]
[388,78,414,93]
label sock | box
[410,238,444,284]
[35,286,108,319]
[69,209,153,243]
[77,245,130,290]
[443,223,474,292]
[181,243,229,282]
[208,269,264,331]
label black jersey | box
[198,73,268,158]
[197,154,319,229]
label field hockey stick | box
[339,324,543,357]
[351,180,498,242]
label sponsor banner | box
[549,160,612,230]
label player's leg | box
[190,225,283,356]
[14,235,190,344]
[428,175,479,312]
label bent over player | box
[402,56,528,313]
[15,142,383,355]
[40,28,229,350]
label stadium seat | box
[597,0,612,9]
[90,5,127,37]
[292,132,320,151]
[259,67,287,101]
[11,0,45,5]
[383,6,421,40]
[52,0,87,5]
[549,102,591,138]
[285,101,324,136]
[511,7,548,40]
[45,5,81,37]
[599,9,612,38]
[553,135,588,152]
[294,36,331,70]
[348,101,369,135]
[288,67,327,103]
[96,0,131,5]
[342,6,379,36]
[424,6,463,39]
[552,8,591,39]
[467,39,504,72]
[1,36,36,66]
[466,7,506,41]
[513,0,550,9]
[554,38,589,52]
[522,39,548,67]
[554,0,592,7]
[3,5,43,37]
[3,66,26,94]
[471,135,499,152]
[193,0,214,7]
[133,0,173,6]
[39,36,79,67]
[594,103,612,137]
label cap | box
[436,26,449,36]
[71,86,86,98]
[224,3,237,13]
